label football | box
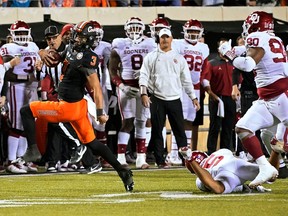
[48,50,62,67]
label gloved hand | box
[218,39,232,56]
[191,150,208,164]
[108,95,118,108]
[133,70,140,80]
[119,83,139,98]
[218,39,236,62]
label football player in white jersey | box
[179,147,279,194]
[169,19,216,165]
[0,20,40,173]
[219,11,288,187]
[109,17,157,169]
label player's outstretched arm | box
[189,161,225,194]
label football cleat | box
[80,160,102,174]
[179,147,192,161]
[136,153,149,169]
[118,168,134,192]
[70,145,87,164]
[16,158,38,172]
[165,153,183,166]
[249,164,278,187]
[6,163,27,174]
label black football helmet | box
[71,21,100,51]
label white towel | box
[217,98,224,118]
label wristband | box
[111,76,122,87]
[17,74,29,81]
[96,109,105,116]
[140,85,147,95]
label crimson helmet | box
[61,23,74,36]
[9,20,31,45]
[242,11,274,38]
[183,19,204,43]
[149,17,171,39]
[124,17,145,44]
[72,21,101,51]
[191,150,208,165]
[89,20,104,48]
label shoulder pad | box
[81,50,99,69]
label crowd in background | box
[0,0,285,8]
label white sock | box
[8,136,19,161]
[17,136,28,158]
[185,130,192,147]
[145,127,151,148]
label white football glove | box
[218,39,237,61]
[119,83,139,98]
[108,95,118,108]
[133,70,140,80]
[218,39,232,56]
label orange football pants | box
[30,99,95,144]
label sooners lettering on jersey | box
[112,37,156,80]
[172,39,209,85]
[246,31,288,88]
[0,42,39,75]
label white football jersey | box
[111,37,157,80]
[172,39,209,85]
[197,149,259,194]
[93,41,112,87]
[0,42,39,76]
[246,32,288,88]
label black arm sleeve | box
[1,79,8,97]
[232,67,241,86]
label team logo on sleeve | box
[76,52,83,60]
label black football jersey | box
[58,45,99,102]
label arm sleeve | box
[232,68,241,86]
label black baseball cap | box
[45,26,59,37]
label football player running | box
[0,20,40,174]
[179,147,279,194]
[20,21,134,192]
[218,11,288,187]
[109,17,157,169]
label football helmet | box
[124,17,145,44]
[89,20,104,48]
[9,20,31,45]
[61,23,74,36]
[72,20,101,51]
[191,150,208,165]
[242,11,274,38]
[183,19,204,43]
[149,17,171,39]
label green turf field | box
[0,167,287,216]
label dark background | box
[1,14,288,54]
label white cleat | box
[249,164,278,187]
[136,153,149,169]
[179,147,192,160]
[6,164,27,174]
[16,158,38,172]
[165,153,183,166]
[117,154,129,166]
